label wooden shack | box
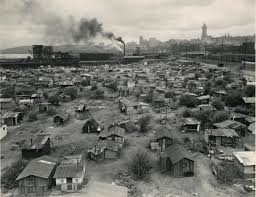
[119,120,137,133]
[0,98,15,109]
[16,155,57,194]
[182,118,200,132]
[82,118,103,134]
[213,120,247,137]
[53,113,70,126]
[104,140,121,160]
[197,95,210,105]
[204,129,239,147]
[160,144,195,177]
[22,134,52,158]
[38,103,52,113]
[75,104,87,113]
[100,125,125,148]
[152,128,173,151]
[2,111,23,126]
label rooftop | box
[233,151,256,166]
[16,155,57,180]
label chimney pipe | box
[30,139,33,147]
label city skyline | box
[0,0,255,49]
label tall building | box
[201,24,207,40]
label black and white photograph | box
[0,0,255,196]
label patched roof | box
[54,113,70,121]
[22,134,50,150]
[119,120,137,133]
[155,128,173,140]
[161,144,194,164]
[205,129,239,138]
[213,120,246,129]
[101,125,125,138]
[16,155,57,180]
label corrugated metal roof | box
[16,155,57,180]
[2,111,21,119]
[54,154,85,179]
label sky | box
[0,0,255,49]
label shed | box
[213,120,247,137]
[242,97,255,109]
[100,125,125,148]
[213,90,227,98]
[154,128,173,151]
[82,118,103,134]
[233,151,256,178]
[231,113,255,127]
[76,104,87,113]
[88,140,107,161]
[160,144,195,177]
[182,118,200,132]
[39,102,52,113]
[22,134,52,158]
[54,154,87,191]
[53,113,70,125]
[104,140,121,160]
[204,129,239,147]
[2,111,23,126]
[16,155,57,194]
[197,95,210,104]
[0,98,15,109]
[119,120,137,133]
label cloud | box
[0,0,254,48]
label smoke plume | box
[1,0,124,47]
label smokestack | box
[123,43,126,57]
[30,139,33,147]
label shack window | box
[27,178,34,186]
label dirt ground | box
[1,96,255,197]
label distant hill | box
[0,46,32,54]
[1,44,122,55]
